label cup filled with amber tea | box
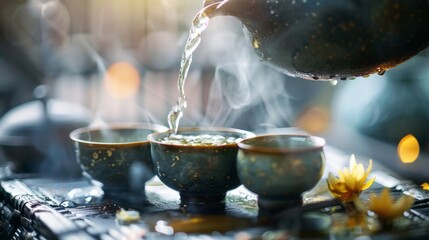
[237,134,326,214]
[148,127,255,212]
[70,123,168,195]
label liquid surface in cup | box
[78,129,153,143]
[167,3,220,135]
[161,134,239,146]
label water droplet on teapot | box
[293,51,300,60]
[252,38,260,49]
[377,70,386,76]
[330,80,338,86]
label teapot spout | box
[202,0,244,18]
[203,0,223,7]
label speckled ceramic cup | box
[70,123,168,194]
[237,134,325,213]
[148,127,255,212]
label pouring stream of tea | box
[167,3,220,134]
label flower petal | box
[327,174,340,191]
[381,188,391,202]
[393,195,414,214]
[349,154,357,170]
[361,176,375,191]
[343,171,356,191]
[327,174,348,193]
[354,164,365,185]
[368,188,414,220]
[327,172,339,184]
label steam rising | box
[1,0,329,180]
[214,64,252,109]
[200,21,296,131]
[78,37,162,127]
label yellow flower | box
[327,154,375,202]
[369,188,414,220]
[421,182,429,191]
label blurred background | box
[0,0,428,183]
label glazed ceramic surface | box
[148,127,255,211]
[206,0,429,80]
[237,134,325,211]
[70,123,167,193]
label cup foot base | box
[180,193,226,213]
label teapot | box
[0,86,91,178]
[203,0,429,80]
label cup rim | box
[237,134,326,154]
[69,122,168,145]
[147,127,255,148]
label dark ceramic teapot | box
[204,0,429,80]
[0,86,91,178]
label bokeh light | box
[104,62,140,99]
[296,106,330,134]
[397,134,420,164]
